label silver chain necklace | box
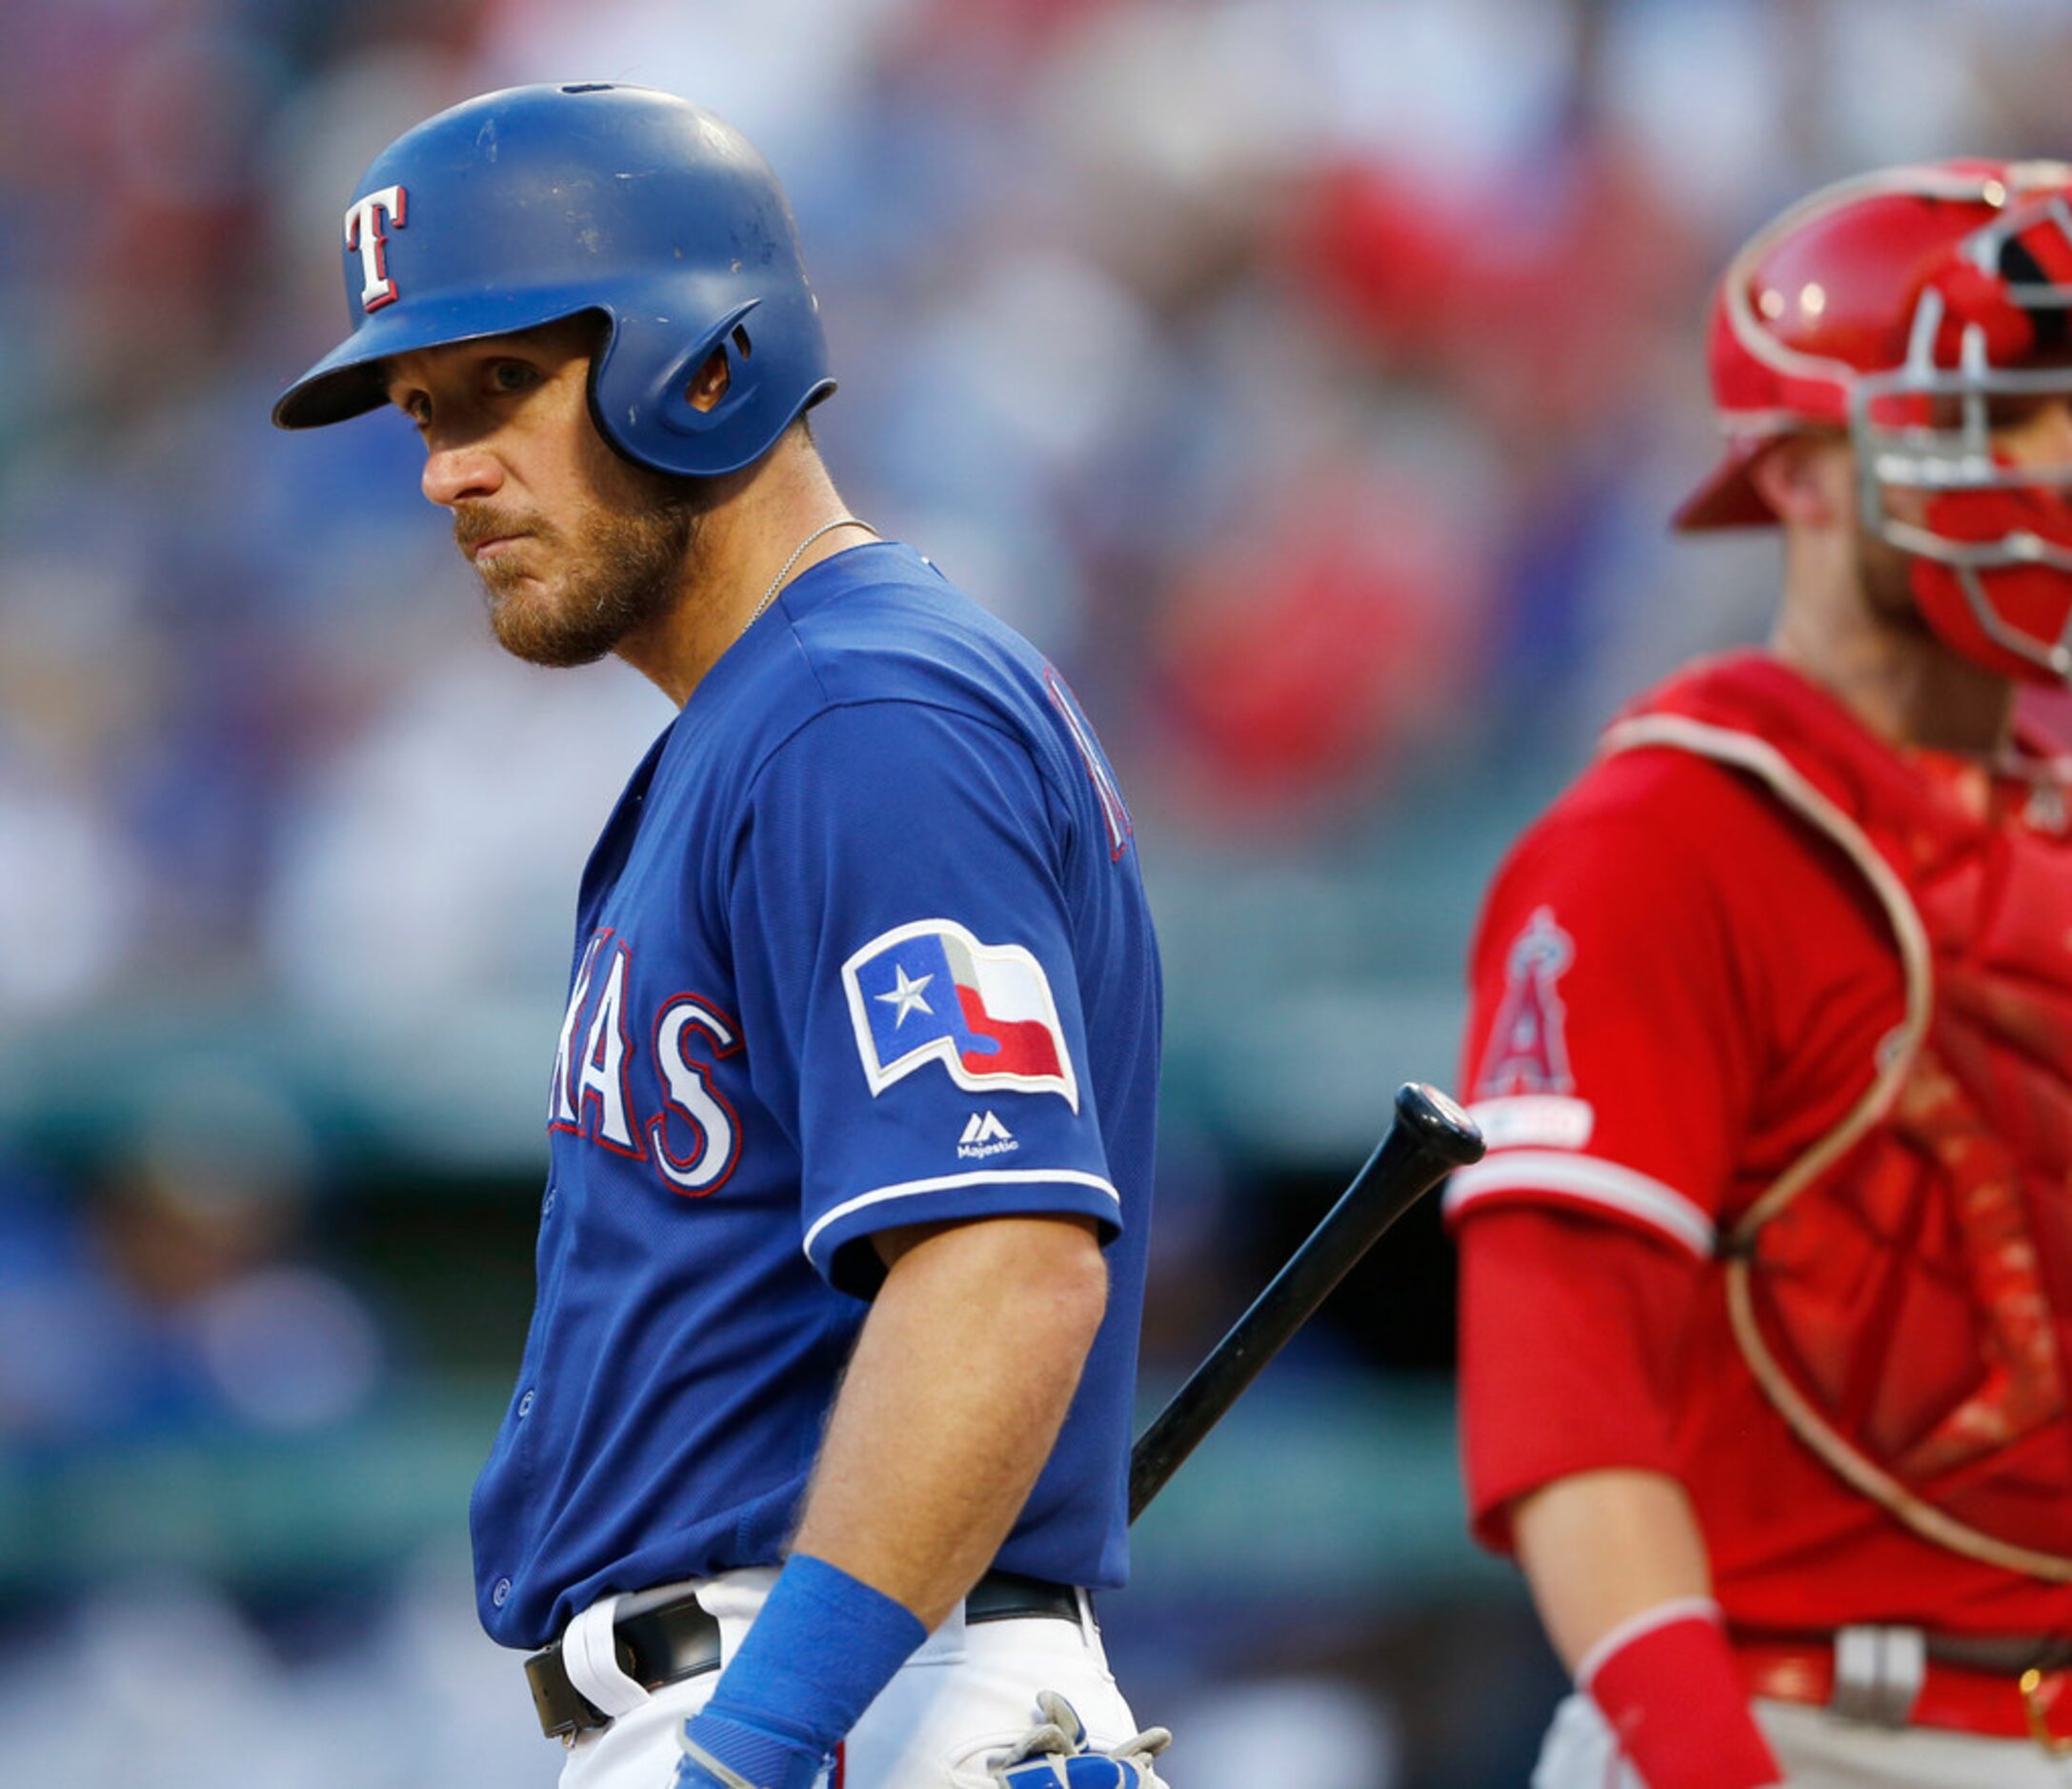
[745,516,875,633]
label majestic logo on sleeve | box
[1476,906,1578,1097]
[843,919,1079,1110]
[958,1111,1019,1159]
[344,185,407,312]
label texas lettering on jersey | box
[547,929,744,1196]
[1044,667,1133,861]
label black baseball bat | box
[1127,1081,1485,1523]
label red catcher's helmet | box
[1677,160,2072,684]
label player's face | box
[383,319,695,667]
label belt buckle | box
[2018,1668,2072,1755]
[524,1640,602,1748]
[1830,1626,1922,1729]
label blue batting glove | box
[676,1706,829,1789]
[989,1692,1172,1788]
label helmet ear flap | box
[590,299,787,476]
[642,302,766,439]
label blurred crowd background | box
[4,0,2070,1783]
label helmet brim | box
[272,287,607,430]
[1671,434,1785,532]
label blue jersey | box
[469,542,1162,1649]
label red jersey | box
[1454,652,2072,1636]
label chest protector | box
[1606,653,2072,1578]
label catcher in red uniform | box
[1453,161,2072,1789]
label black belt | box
[526,1568,1085,1741]
[1924,1633,2072,1676]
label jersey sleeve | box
[1447,790,1760,1257]
[727,698,1120,1297]
[1457,1205,1700,1551]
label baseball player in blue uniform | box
[272,85,1173,1789]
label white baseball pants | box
[1532,1690,2072,1787]
[552,1567,1153,1789]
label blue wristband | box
[678,1705,824,1789]
[703,1554,928,1756]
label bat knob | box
[1393,1082,1486,1168]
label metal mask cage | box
[1846,187,2072,678]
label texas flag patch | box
[842,919,1078,1111]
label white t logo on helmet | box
[343,185,408,312]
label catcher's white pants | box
[553,1567,1151,1789]
[1533,1690,2072,1787]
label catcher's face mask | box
[1853,189,2072,684]
[1680,161,2072,686]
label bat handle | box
[1126,1083,1483,1523]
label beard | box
[457,492,696,668]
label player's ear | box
[686,347,732,413]
[1748,432,1851,529]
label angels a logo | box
[1476,907,1578,1097]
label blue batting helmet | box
[272,83,835,477]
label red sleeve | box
[1458,1204,1702,1552]
[1449,752,1769,1257]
